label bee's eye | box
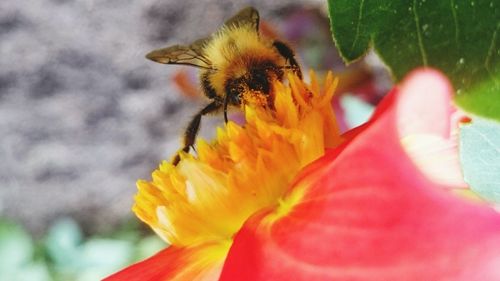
[230,87,240,95]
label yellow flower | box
[129,71,340,279]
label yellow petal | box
[134,71,341,249]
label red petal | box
[220,69,500,280]
[104,243,224,281]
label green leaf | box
[45,218,82,268]
[135,235,166,260]
[78,238,134,280]
[12,262,52,281]
[339,94,375,128]
[0,220,33,274]
[328,0,500,120]
[455,71,500,121]
[79,238,133,267]
[460,117,500,203]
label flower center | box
[133,71,341,247]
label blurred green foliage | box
[340,94,375,128]
[328,0,500,121]
[460,117,500,203]
[0,218,165,281]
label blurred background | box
[0,0,389,280]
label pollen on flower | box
[133,71,341,248]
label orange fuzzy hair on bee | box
[201,24,287,105]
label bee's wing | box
[224,6,260,31]
[146,38,212,69]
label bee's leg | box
[223,94,229,123]
[272,40,302,79]
[172,101,221,165]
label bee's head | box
[224,79,268,108]
[224,63,283,108]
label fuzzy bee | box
[146,7,302,165]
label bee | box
[146,7,302,165]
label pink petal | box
[397,69,467,188]
[103,243,224,281]
[396,69,453,138]
[220,69,500,280]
